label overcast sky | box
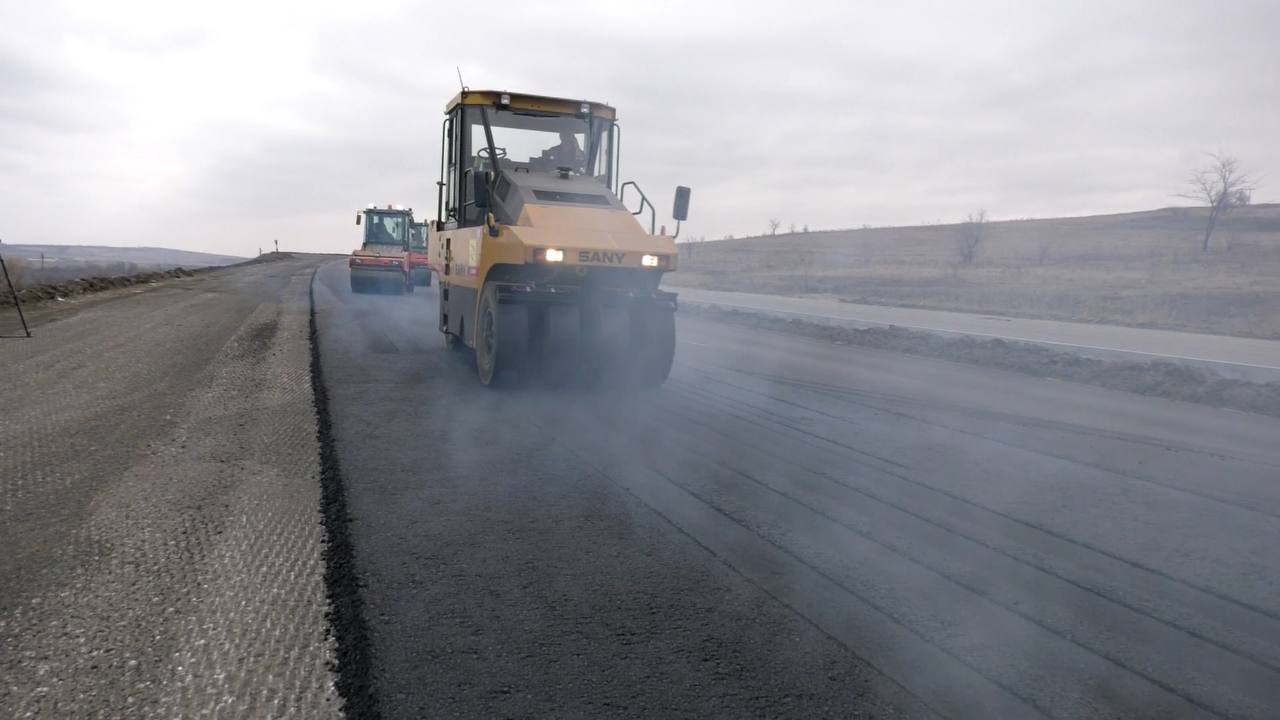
[1,0,1276,257]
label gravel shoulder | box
[0,256,341,718]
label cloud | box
[0,0,1276,256]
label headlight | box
[544,248,565,263]
[641,254,660,267]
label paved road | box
[0,257,340,718]
[673,287,1280,382]
[5,259,1279,718]
[315,261,1280,719]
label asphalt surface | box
[0,257,340,718]
[673,287,1280,381]
[314,260,1280,719]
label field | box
[668,204,1280,338]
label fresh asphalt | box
[314,259,1280,719]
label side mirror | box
[472,170,490,209]
[355,213,362,226]
[672,186,691,222]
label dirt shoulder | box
[681,303,1280,419]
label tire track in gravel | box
[0,259,341,719]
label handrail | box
[613,123,622,194]
[436,116,448,224]
[619,181,656,234]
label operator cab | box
[409,222,427,251]
[435,91,619,230]
[356,205,412,249]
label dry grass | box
[2,257,31,291]
[2,260,171,290]
[0,252,292,306]
[670,205,1280,338]
[0,267,201,307]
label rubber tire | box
[350,276,363,294]
[635,305,675,387]
[475,283,528,387]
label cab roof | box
[364,204,414,215]
[444,90,616,121]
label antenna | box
[456,67,467,92]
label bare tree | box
[683,235,708,263]
[767,218,781,235]
[788,223,797,234]
[956,209,987,266]
[1181,151,1257,252]
[802,224,809,233]
[1037,237,1052,266]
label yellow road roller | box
[428,90,691,387]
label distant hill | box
[0,244,245,268]
[0,244,248,291]
[681,204,1280,255]
[669,204,1280,338]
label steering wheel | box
[476,146,507,160]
